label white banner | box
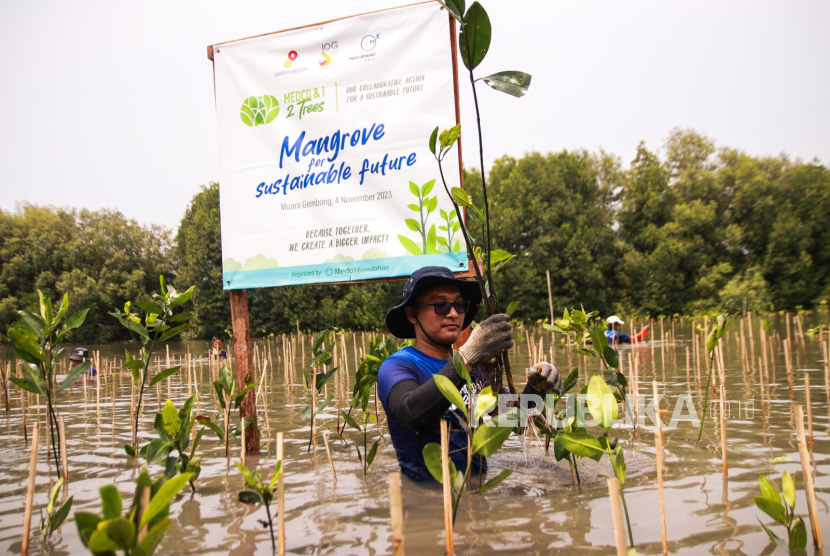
[212,2,467,289]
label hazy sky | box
[1,1,828,231]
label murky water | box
[1,315,828,555]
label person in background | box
[210,337,227,360]
[605,315,650,345]
[69,347,97,377]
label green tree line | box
[2,129,828,342]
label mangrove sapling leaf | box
[459,2,491,70]
[429,126,439,155]
[781,471,796,509]
[562,368,579,394]
[236,460,282,549]
[57,361,92,392]
[17,310,46,337]
[140,473,192,529]
[757,518,783,544]
[556,432,605,462]
[367,440,380,465]
[505,301,521,317]
[148,366,181,387]
[434,374,469,420]
[789,518,807,552]
[57,308,89,338]
[478,70,532,97]
[572,348,597,358]
[755,496,787,526]
[100,485,123,520]
[438,0,465,22]
[40,478,73,537]
[450,187,472,207]
[586,373,618,429]
[471,424,512,457]
[422,443,451,483]
[341,410,360,431]
[475,469,513,494]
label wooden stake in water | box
[805,373,814,451]
[277,432,286,556]
[440,420,454,555]
[719,384,728,479]
[389,472,405,555]
[240,414,246,466]
[795,405,823,549]
[546,269,554,324]
[58,415,68,483]
[322,432,336,484]
[652,381,668,556]
[21,423,38,556]
[607,478,628,556]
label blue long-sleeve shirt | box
[605,329,631,345]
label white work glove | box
[526,362,563,396]
[458,313,513,366]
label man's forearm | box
[386,361,465,431]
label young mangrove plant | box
[75,469,192,556]
[142,395,204,491]
[422,352,516,525]
[39,477,73,541]
[199,365,257,458]
[340,409,381,476]
[7,290,89,477]
[696,313,736,442]
[754,471,807,552]
[530,367,579,474]
[236,459,283,550]
[302,330,338,452]
[111,276,195,456]
[427,0,533,395]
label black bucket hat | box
[386,266,482,339]
[69,347,89,362]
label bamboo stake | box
[322,432,336,484]
[241,414,246,466]
[607,478,628,556]
[21,423,38,556]
[795,405,823,549]
[277,432,285,556]
[58,415,68,483]
[719,384,728,479]
[652,381,667,556]
[546,269,554,324]
[440,420,454,555]
[389,472,405,555]
[805,373,813,451]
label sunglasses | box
[414,301,471,315]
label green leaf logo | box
[240,95,280,127]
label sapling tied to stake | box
[141,395,205,491]
[422,352,516,526]
[75,469,192,556]
[302,330,338,452]
[7,290,89,478]
[110,276,195,457]
[39,477,73,541]
[236,460,283,550]
[754,472,808,552]
[199,365,257,458]
[696,313,736,442]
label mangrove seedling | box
[697,313,736,442]
[340,409,380,476]
[199,365,257,458]
[302,330,338,452]
[7,290,89,478]
[141,395,204,491]
[111,276,195,456]
[236,460,282,550]
[398,179,441,256]
[754,472,808,551]
[39,477,73,540]
[422,351,516,525]
[75,469,192,556]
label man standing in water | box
[605,315,650,345]
[378,266,563,482]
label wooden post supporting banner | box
[795,405,823,549]
[230,289,259,454]
[276,432,286,556]
[607,478,627,556]
[22,423,38,556]
[389,472,405,555]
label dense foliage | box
[3,130,829,340]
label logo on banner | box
[284,50,298,68]
[361,35,379,51]
[240,95,280,127]
[319,41,339,67]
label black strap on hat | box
[412,310,454,354]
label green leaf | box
[341,410,361,431]
[57,361,91,392]
[781,471,796,509]
[168,312,193,323]
[88,526,122,552]
[99,484,122,520]
[759,474,780,504]
[438,0,464,22]
[613,447,626,484]
[756,516,782,545]
[53,293,69,325]
[586,373,618,428]
[589,325,606,351]
[788,517,807,551]
[367,440,379,465]
[105,517,135,548]
[16,310,45,337]
[235,462,263,490]
[438,125,461,151]
[316,397,333,414]
[409,181,420,197]
[8,375,42,395]
[553,433,570,461]
[398,235,424,256]
[233,383,257,409]
[489,250,512,264]
[145,438,172,465]
[9,328,45,364]
[300,405,312,420]
[312,330,330,352]
[434,374,468,420]
[269,461,283,490]
[48,478,64,514]
[158,323,190,342]
[422,443,450,483]
[426,224,440,254]
[429,125,439,155]
[38,290,53,325]
[132,517,171,556]
[459,2,491,70]
[557,431,605,461]
[407,203,420,212]
[706,329,717,353]
[479,70,532,97]
[602,345,620,370]
[405,218,421,232]
[238,491,263,506]
[476,469,512,493]
[124,445,136,457]
[135,300,164,316]
[140,473,192,529]
[315,367,338,392]
[197,417,224,441]
[149,366,181,387]
[562,368,579,394]
[75,511,101,547]
[472,422,512,456]
[60,308,89,336]
[422,179,435,197]
[506,301,520,317]
[169,286,195,310]
[161,401,181,437]
[450,187,472,207]
[48,495,73,534]
[754,496,787,526]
